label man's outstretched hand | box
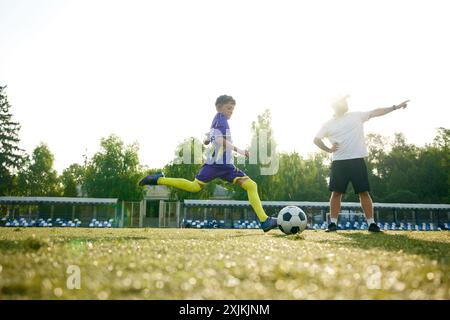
[395,100,410,110]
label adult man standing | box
[313,95,409,232]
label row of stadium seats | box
[180,219,262,229]
[182,219,449,231]
[2,216,448,231]
[232,220,261,229]
[88,218,114,228]
[1,217,115,228]
[181,219,226,229]
[311,222,449,231]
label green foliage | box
[233,109,278,200]
[0,86,24,196]
[271,152,330,201]
[383,190,419,203]
[83,135,143,201]
[16,143,61,196]
[426,127,450,203]
[60,164,86,197]
[365,131,449,203]
[364,133,390,201]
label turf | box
[0,228,449,299]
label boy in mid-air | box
[139,95,278,232]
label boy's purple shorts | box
[196,164,247,184]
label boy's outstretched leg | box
[237,178,278,232]
[139,172,164,186]
[139,172,203,193]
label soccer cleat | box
[368,223,382,233]
[261,217,278,233]
[325,222,338,232]
[139,172,164,186]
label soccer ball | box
[277,206,307,235]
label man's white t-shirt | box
[315,111,371,161]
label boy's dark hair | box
[215,95,236,107]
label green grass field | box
[0,227,449,299]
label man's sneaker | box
[368,223,383,233]
[261,217,278,233]
[139,172,164,186]
[325,222,338,232]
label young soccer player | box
[313,95,409,232]
[139,95,278,232]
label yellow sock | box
[157,177,203,193]
[240,179,268,222]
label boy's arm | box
[369,100,409,119]
[313,138,338,153]
[215,136,249,157]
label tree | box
[17,143,61,196]
[0,85,24,195]
[233,109,278,200]
[415,127,449,203]
[271,152,329,201]
[432,127,449,151]
[379,133,420,202]
[60,163,85,197]
[362,130,449,204]
[364,133,390,201]
[383,190,419,203]
[300,153,330,201]
[84,134,143,201]
[271,152,303,201]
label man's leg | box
[359,191,373,220]
[326,191,342,232]
[359,191,381,232]
[330,191,343,221]
[327,160,348,232]
[351,158,381,232]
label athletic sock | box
[367,218,375,225]
[240,179,268,223]
[157,177,202,193]
[330,218,338,224]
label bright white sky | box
[1,0,449,174]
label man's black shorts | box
[329,158,370,194]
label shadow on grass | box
[0,237,150,252]
[324,233,450,263]
[0,238,48,252]
[61,236,150,243]
[272,233,306,241]
[227,233,264,239]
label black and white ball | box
[277,206,307,235]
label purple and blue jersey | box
[205,112,232,165]
[196,112,247,184]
